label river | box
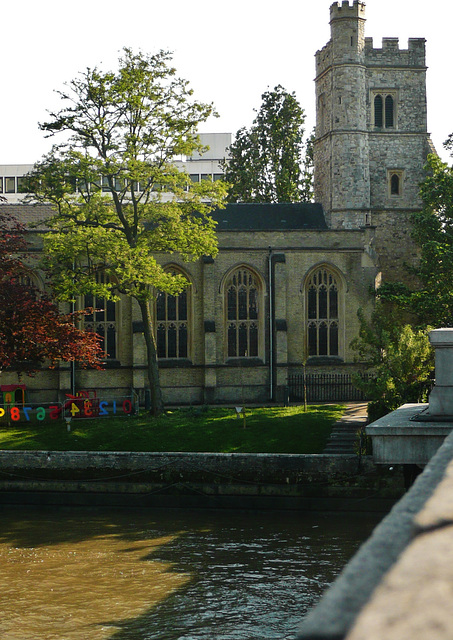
[0,505,381,640]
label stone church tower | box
[314,0,434,279]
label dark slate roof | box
[210,202,327,231]
[1,201,328,232]
[0,204,53,229]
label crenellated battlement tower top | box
[364,37,426,67]
[316,2,367,76]
[329,0,366,22]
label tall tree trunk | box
[137,298,164,416]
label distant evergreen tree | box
[222,86,313,203]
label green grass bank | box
[0,405,345,453]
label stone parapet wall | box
[364,37,426,67]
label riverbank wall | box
[0,451,403,511]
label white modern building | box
[0,132,231,204]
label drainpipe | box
[268,248,286,402]
[268,246,274,401]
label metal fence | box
[287,372,374,403]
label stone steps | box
[323,404,368,454]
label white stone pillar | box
[427,328,453,416]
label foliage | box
[26,48,228,414]
[379,151,453,326]
[0,212,103,375]
[351,305,434,417]
[0,404,344,453]
[222,85,312,203]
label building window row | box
[0,176,28,194]
[155,264,342,363]
[0,173,224,196]
[188,173,223,184]
[154,266,263,361]
[70,175,225,194]
[25,264,343,364]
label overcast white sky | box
[2,0,452,164]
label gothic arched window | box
[156,270,190,359]
[374,95,383,128]
[84,272,117,360]
[388,170,404,198]
[373,92,396,129]
[385,95,394,128]
[306,267,340,357]
[390,173,400,195]
[225,267,261,358]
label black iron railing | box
[287,372,373,403]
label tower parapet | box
[329,0,366,65]
[364,37,426,67]
[316,2,367,79]
[315,42,332,79]
[329,0,366,22]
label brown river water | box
[0,506,381,640]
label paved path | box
[323,402,369,454]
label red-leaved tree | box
[0,209,103,376]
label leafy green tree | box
[379,147,453,327]
[222,85,312,203]
[351,305,434,419]
[26,48,227,415]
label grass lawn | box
[0,405,345,454]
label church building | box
[0,2,434,406]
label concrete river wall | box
[0,450,403,511]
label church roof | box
[211,202,327,230]
[1,201,328,232]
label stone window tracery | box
[305,267,340,357]
[84,272,117,360]
[225,267,262,359]
[156,269,190,360]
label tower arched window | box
[385,95,394,128]
[306,267,340,357]
[388,170,404,197]
[156,270,190,360]
[84,272,117,360]
[374,95,383,128]
[390,173,400,195]
[225,267,262,358]
[373,91,397,129]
